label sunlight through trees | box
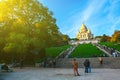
[0,0,69,64]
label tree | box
[61,34,70,44]
[111,30,120,43]
[3,32,28,62]
[0,0,65,64]
[100,34,111,42]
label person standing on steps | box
[53,60,56,68]
[72,59,80,76]
[84,59,91,73]
[99,57,103,65]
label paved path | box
[96,44,112,57]
[0,68,120,80]
[65,45,77,58]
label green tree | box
[3,32,28,62]
[0,0,65,64]
[61,34,70,44]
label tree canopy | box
[100,34,111,42]
[111,30,120,43]
[0,0,68,63]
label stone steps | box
[56,57,120,69]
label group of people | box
[71,58,103,76]
[71,59,91,76]
[0,63,13,72]
[112,51,119,57]
[1,63,9,72]
[44,60,56,68]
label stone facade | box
[69,39,99,45]
[76,23,93,40]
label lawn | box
[69,43,104,58]
[46,45,71,58]
[99,42,120,51]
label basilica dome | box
[76,23,93,40]
[80,23,87,33]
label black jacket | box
[84,60,90,67]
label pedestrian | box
[49,60,52,68]
[115,51,119,57]
[72,59,80,76]
[1,63,9,72]
[12,60,17,68]
[112,52,116,57]
[20,59,24,69]
[99,57,103,65]
[53,60,56,68]
[83,59,91,73]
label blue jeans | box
[85,67,91,73]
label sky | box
[39,0,120,38]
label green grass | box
[69,44,104,58]
[46,45,71,58]
[99,42,120,51]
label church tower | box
[76,23,93,40]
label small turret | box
[87,29,91,33]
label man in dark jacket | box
[84,59,91,73]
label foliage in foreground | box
[0,0,69,64]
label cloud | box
[101,0,120,35]
[108,18,120,35]
[63,0,107,38]
[40,0,120,38]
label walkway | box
[56,45,77,59]
[95,44,120,57]
[65,45,77,58]
[95,44,112,57]
[0,68,120,80]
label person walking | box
[20,59,24,69]
[53,60,56,68]
[99,57,103,65]
[72,59,80,76]
[84,59,91,73]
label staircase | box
[55,43,120,69]
[95,44,112,57]
[56,57,120,69]
[56,45,77,59]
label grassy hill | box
[46,45,71,58]
[69,43,104,58]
